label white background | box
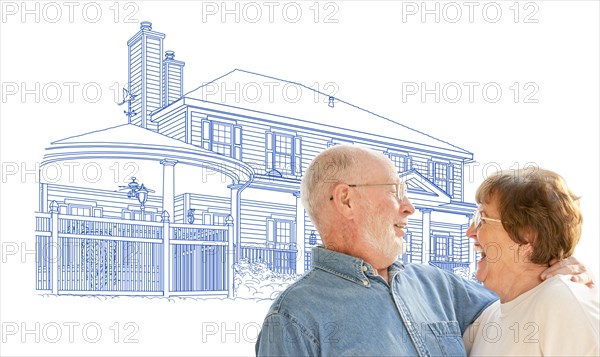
[1,1,598,356]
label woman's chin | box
[474,266,486,284]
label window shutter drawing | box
[266,219,274,246]
[399,155,408,173]
[427,160,434,179]
[447,163,454,197]
[184,111,191,144]
[294,136,302,176]
[234,125,242,160]
[407,156,413,171]
[265,131,273,172]
[201,120,211,150]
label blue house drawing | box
[35,22,477,299]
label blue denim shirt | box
[256,246,497,356]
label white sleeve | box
[538,281,599,356]
[462,323,476,354]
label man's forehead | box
[358,158,398,181]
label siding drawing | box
[35,22,479,299]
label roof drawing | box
[52,124,199,150]
[47,124,254,183]
[185,69,472,158]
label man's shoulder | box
[266,268,326,313]
[261,267,348,336]
[256,270,325,355]
[403,262,440,273]
[266,265,366,315]
[402,262,457,280]
[400,263,494,301]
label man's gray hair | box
[300,145,362,231]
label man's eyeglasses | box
[329,182,408,201]
[472,208,503,229]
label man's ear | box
[331,184,354,219]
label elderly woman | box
[463,168,599,356]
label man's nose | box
[401,196,415,216]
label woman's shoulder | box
[531,275,599,323]
[534,275,597,303]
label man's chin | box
[392,237,407,254]
[387,242,406,258]
[400,240,407,255]
[394,226,406,237]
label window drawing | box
[33,22,478,300]
[201,119,242,159]
[265,131,301,176]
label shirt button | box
[362,266,368,272]
[362,279,369,286]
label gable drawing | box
[34,22,479,299]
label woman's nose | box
[466,222,477,239]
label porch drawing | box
[35,22,478,299]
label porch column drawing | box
[49,201,59,294]
[226,215,235,298]
[420,208,432,264]
[294,191,306,275]
[160,159,178,222]
[162,210,171,297]
[229,185,241,262]
[40,183,48,212]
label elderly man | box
[255,145,590,356]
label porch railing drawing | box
[240,244,297,274]
[170,223,229,293]
[35,209,232,297]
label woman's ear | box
[521,227,538,244]
[517,242,535,264]
[518,243,533,255]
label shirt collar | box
[311,246,405,287]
